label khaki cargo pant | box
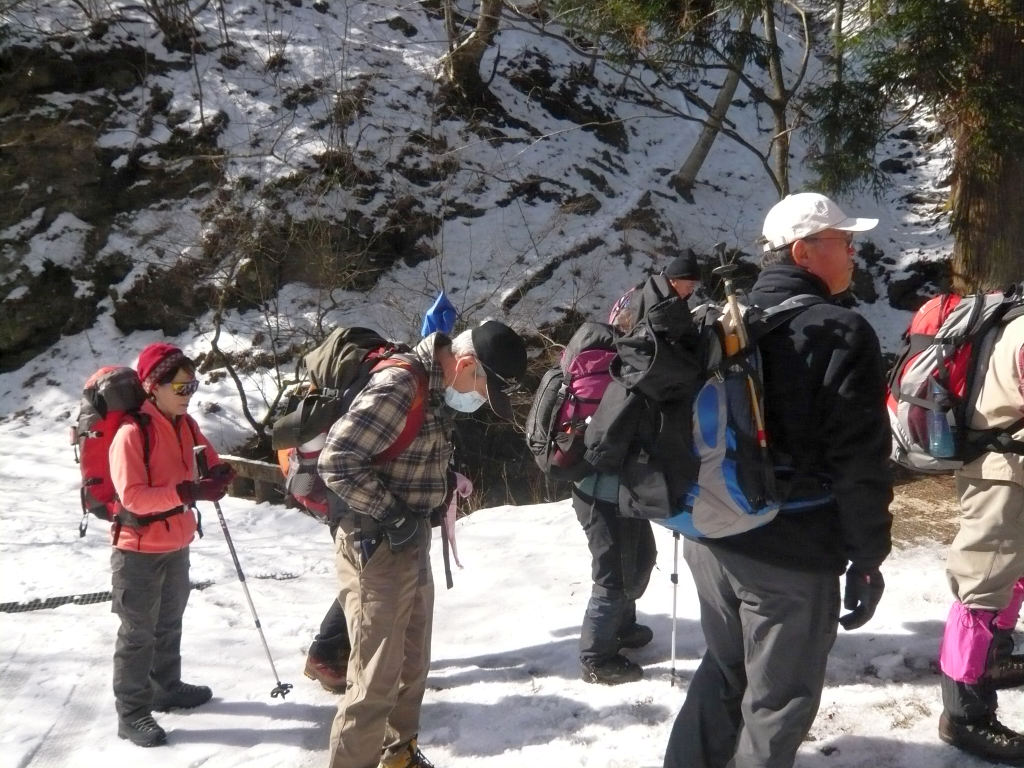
[328,516,433,768]
[947,475,1024,610]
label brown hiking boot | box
[939,711,1024,765]
[379,737,435,768]
[304,652,347,694]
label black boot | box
[617,623,653,650]
[153,681,213,712]
[581,654,643,685]
[987,627,1024,690]
[117,712,167,747]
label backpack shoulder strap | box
[122,410,153,487]
[749,294,827,340]
[370,356,430,464]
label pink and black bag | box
[525,322,617,481]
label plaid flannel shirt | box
[318,333,454,521]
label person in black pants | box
[574,485,657,684]
[305,521,351,693]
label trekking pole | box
[194,446,293,699]
[712,243,770,455]
[670,532,680,686]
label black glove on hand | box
[381,507,421,553]
[176,479,228,505]
[839,567,885,630]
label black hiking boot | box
[153,682,213,712]
[581,654,643,685]
[117,712,167,747]
[618,623,654,650]
[988,629,1024,690]
[939,711,1024,765]
[988,655,1024,690]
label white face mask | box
[444,386,487,413]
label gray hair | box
[450,329,476,359]
[760,246,796,268]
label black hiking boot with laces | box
[939,711,1024,765]
[617,623,654,650]
[581,654,644,685]
[117,712,167,747]
[153,681,213,712]
[987,628,1024,690]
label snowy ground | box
[1,398,1018,768]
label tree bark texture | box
[444,0,503,99]
[671,9,756,199]
[762,0,790,197]
[950,15,1024,293]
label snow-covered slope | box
[3,0,954,371]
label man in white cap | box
[664,193,894,768]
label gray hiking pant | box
[111,547,191,720]
[664,539,840,768]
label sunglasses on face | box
[170,380,199,396]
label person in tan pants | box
[318,322,527,768]
[938,313,1024,764]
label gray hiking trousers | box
[111,547,191,720]
[664,539,840,768]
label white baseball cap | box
[761,192,877,252]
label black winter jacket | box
[584,276,701,517]
[707,266,893,573]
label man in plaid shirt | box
[319,321,527,768]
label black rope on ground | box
[0,580,215,614]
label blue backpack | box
[660,295,825,538]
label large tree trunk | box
[762,0,790,196]
[950,16,1024,293]
[443,0,503,100]
[671,9,756,200]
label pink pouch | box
[939,602,997,683]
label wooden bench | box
[219,454,285,503]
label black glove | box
[381,507,421,553]
[839,567,885,630]
[176,479,228,505]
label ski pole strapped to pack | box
[659,294,825,539]
[525,322,618,482]
[271,327,429,520]
[888,286,1024,473]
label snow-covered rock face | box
[1,0,956,373]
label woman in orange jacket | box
[109,343,234,747]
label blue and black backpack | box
[658,295,826,538]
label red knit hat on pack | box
[137,343,188,394]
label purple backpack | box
[525,323,617,481]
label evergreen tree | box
[808,0,1024,291]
